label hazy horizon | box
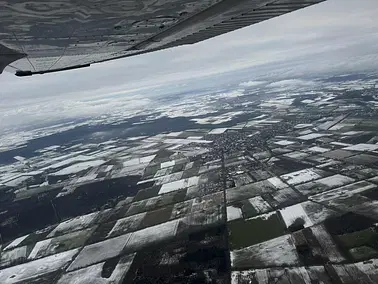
[1,0,378,131]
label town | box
[1,75,378,283]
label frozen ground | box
[3,235,29,251]
[0,249,79,284]
[231,235,300,269]
[344,143,378,152]
[125,219,180,252]
[248,196,272,214]
[48,212,99,238]
[57,254,135,284]
[280,203,314,229]
[67,234,131,271]
[281,168,323,185]
[50,160,106,176]
[158,176,199,194]
[227,206,243,221]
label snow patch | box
[227,206,243,221]
[298,133,331,140]
[3,234,29,251]
[51,160,105,176]
[0,249,79,284]
[308,146,330,153]
[343,143,378,152]
[209,128,228,135]
[48,212,99,238]
[239,81,266,87]
[158,176,199,194]
[280,203,313,229]
[68,234,130,271]
[57,254,135,284]
[281,168,322,185]
[267,177,287,189]
[274,140,295,146]
[248,196,272,214]
[231,235,299,268]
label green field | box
[228,212,286,250]
[336,228,378,261]
[232,200,258,219]
[349,246,378,260]
[337,228,378,248]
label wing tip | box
[15,63,91,77]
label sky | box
[1,0,378,130]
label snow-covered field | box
[267,177,287,189]
[301,201,339,225]
[160,160,176,168]
[125,219,180,252]
[158,176,200,194]
[68,234,131,271]
[227,206,243,221]
[273,140,295,146]
[309,181,376,203]
[28,228,94,260]
[226,180,278,204]
[57,254,135,284]
[271,187,301,205]
[50,160,106,176]
[231,266,326,284]
[231,235,300,269]
[122,155,156,167]
[3,235,29,251]
[298,133,332,140]
[296,174,355,196]
[0,246,27,268]
[283,151,310,159]
[280,203,313,229]
[248,196,272,214]
[307,146,330,153]
[107,212,146,238]
[0,249,79,284]
[281,168,323,185]
[344,143,378,152]
[208,128,228,134]
[48,212,99,238]
[310,224,345,263]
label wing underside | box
[0,0,326,76]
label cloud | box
[239,81,266,87]
[268,79,315,88]
[0,93,154,132]
[2,0,378,131]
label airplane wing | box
[0,0,325,76]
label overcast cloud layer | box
[1,0,378,130]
